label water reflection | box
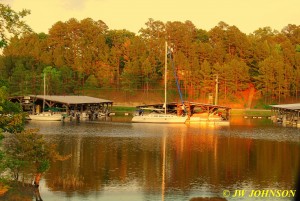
[24,119,300,201]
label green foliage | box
[121,60,141,93]
[85,75,99,88]
[3,129,69,182]
[0,3,31,46]
[0,86,25,133]
[0,86,69,186]
[0,86,26,180]
[0,136,5,173]
[112,106,136,112]
[43,66,63,94]
[0,39,7,48]
[37,160,50,173]
[296,44,300,52]
[0,15,300,105]
[0,86,25,132]
[253,99,277,109]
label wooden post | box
[226,109,230,120]
[282,114,287,126]
[207,106,209,120]
[296,111,300,128]
[188,102,191,119]
[164,41,167,115]
[215,74,218,105]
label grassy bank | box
[231,109,272,117]
[112,106,136,112]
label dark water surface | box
[24,117,299,201]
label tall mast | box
[164,41,167,115]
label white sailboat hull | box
[29,113,62,121]
[132,114,187,123]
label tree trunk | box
[34,172,42,188]
[34,172,43,200]
[247,86,255,109]
[34,187,43,201]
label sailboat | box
[132,42,188,123]
[29,73,62,121]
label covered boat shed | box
[9,95,113,117]
[270,103,300,127]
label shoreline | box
[112,105,272,117]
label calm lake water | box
[24,117,299,201]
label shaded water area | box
[22,117,299,201]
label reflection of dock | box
[270,103,300,127]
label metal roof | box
[30,95,113,105]
[270,103,300,110]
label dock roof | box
[270,103,300,110]
[30,95,113,105]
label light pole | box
[215,74,219,105]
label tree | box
[281,24,300,45]
[226,59,250,95]
[3,129,71,187]
[43,66,63,95]
[199,60,213,100]
[0,86,24,133]
[255,54,286,103]
[106,29,135,89]
[0,85,25,176]
[165,20,197,54]
[48,18,110,91]
[0,85,70,199]
[0,3,31,47]
[1,16,300,105]
[9,61,29,95]
[139,18,166,81]
[121,60,141,93]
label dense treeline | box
[0,18,300,106]
[0,5,70,197]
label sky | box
[1,0,300,35]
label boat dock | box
[9,95,113,121]
[184,102,231,123]
[134,101,231,123]
[270,103,300,127]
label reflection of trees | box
[0,184,35,201]
[44,133,299,195]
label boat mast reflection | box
[162,134,166,201]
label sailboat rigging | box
[131,42,188,123]
[29,73,62,121]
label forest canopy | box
[1,8,300,107]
